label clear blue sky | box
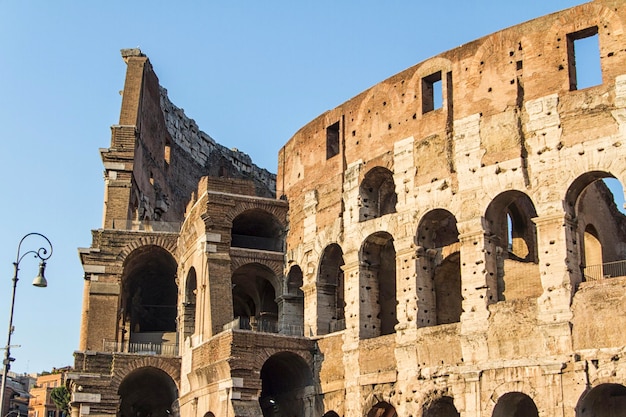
[0,1,597,374]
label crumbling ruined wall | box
[277,1,626,416]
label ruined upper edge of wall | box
[119,48,276,195]
[158,88,276,195]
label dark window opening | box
[568,26,601,90]
[326,121,340,159]
[422,71,443,113]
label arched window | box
[576,383,626,416]
[232,263,279,333]
[183,267,197,339]
[416,209,461,327]
[492,392,538,417]
[231,209,283,252]
[485,191,540,301]
[359,167,397,221]
[317,244,345,335]
[360,232,397,339]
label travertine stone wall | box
[277,0,626,415]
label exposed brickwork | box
[70,2,626,417]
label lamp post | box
[0,233,52,417]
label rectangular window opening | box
[567,26,601,90]
[326,121,340,159]
[164,139,171,166]
[422,71,443,113]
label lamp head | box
[32,261,48,288]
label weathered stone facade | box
[70,1,626,416]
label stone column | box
[415,245,436,327]
[395,242,419,332]
[533,213,579,354]
[458,218,497,363]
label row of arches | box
[309,172,626,337]
[115,171,626,347]
[113,362,626,417]
[319,383,626,417]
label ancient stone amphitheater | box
[68,1,626,416]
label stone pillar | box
[415,246,436,327]
[395,242,419,332]
[461,371,482,417]
[458,218,497,363]
[277,294,304,336]
[342,258,361,341]
[393,136,416,213]
[205,252,233,336]
[343,160,364,226]
[534,213,579,354]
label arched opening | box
[322,412,340,417]
[280,265,304,336]
[317,244,345,335]
[231,209,284,252]
[259,352,315,417]
[492,392,538,417]
[203,413,215,417]
[232,263,279,333]
[423,396,460,417]
[366,401,397,417]
[576,383,626,417]
[567,174,626,282]
[485,191,540,301]
[182,267,197,340]
[120,246,178,354]
[416,209,461,327]
[360,232,397,339]
[359,167,397,221]
[118,367,178,417]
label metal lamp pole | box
[0,233,53,417]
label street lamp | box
[0,233,53,417]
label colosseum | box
[67,1,626,416]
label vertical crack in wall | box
[516,76,531,188]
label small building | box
[29,369,70,417]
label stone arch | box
[224,200,288,230]
[120,245,178,346]
[359,167,397,222]
[111,357,180,394]
[115,365,179,417]
[416,209,461,327]
[118,235,178,261]
[232,262,280,333]
[322,412,340,417]
[259,351,316,417]
[566,172,626,282]
[576,383,626,417]
[230,255,284,286]
[485,381,537,417]
[231,208,285,252]
[317,243,346,335]
[366,401,397,417]
[423,395,460,417]
[485,190,541,301]
[360,232,397,339]
[491,392,539,417]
